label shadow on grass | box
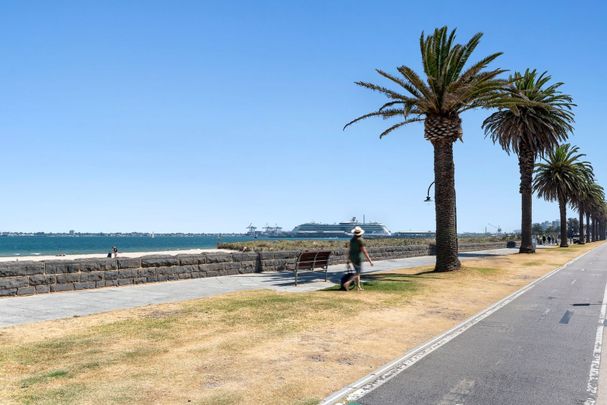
[459,252,505,258]
[322,272,430,293]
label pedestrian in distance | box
[112,246,118,258]
[344,226,373,291]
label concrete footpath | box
[0,248,517,328]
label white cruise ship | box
[290,217,391,238]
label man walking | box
[345,226,373,291]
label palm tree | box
[574,179,592,244]
[344,26,505,272]
[587,183,605,241]
[599,204,607,240]
[482,70,575,253]
[576,180,602,243]
[534,144,593,247]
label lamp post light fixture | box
[425,181,435,203]
[424,180,458,251]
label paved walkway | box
[0,248,518,328]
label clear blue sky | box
[1,1,606,233]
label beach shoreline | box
[0,248,231,263]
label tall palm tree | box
[534,144,593,247]
[599,204,607,240]
[588,183,605,241]
[344,26,505,272]
[482,70,575,253]
[574,179,592,244]
[583,182,603,242]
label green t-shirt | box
[349,237,365,265]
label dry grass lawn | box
[0,242,601,404]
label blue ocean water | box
[0,235,255,257]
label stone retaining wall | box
[0,252,258,297]
[0,242,512,297]
[256,242,508,272]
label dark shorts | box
[353,263,362,274]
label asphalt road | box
[358,244,607,405]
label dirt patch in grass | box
[0,242,601,404]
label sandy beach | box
[0,248,231,263]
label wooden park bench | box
[288,250,332,286]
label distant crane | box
[246,223,257,237]
[262,223,283,236]
[486,223,502,234]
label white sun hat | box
[351,226,365,236]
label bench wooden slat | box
[289,250,332,285]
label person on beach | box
[345,226,373,291]
[112,246,118,258]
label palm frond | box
[345,26,505,140]
[534,144,591,204]
[482,69,575,157]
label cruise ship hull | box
[280,218,392,238]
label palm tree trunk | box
[590,216,596,242]
[593,217,598,242]
[518,145,535,253]
[586,213,591,243]
[579,209,585,244]
[559,196,568,247]
[432,138,461,272]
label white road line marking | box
[321,247,599,405]
[572,279,577,285]
[584,280,607,405]
[540,308,551,321]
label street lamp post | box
[424,181,435,203]
[425,180,458,252]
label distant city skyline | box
[0,215,567,235]
[1,1,606,233]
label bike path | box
[356,244,607,405]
